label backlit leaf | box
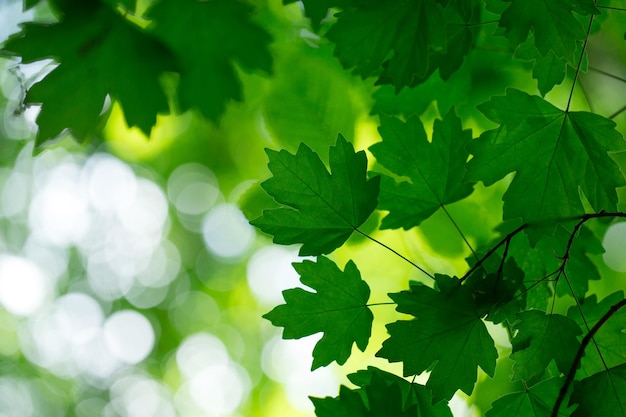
[466,89,626,229]
[251,135,380,256]
[146,0,272,121]
[510,310,582,381]
[263,256,373,369]
[496,0,598,63]
[486,377,572,417]
[369,110,474,230]
[570,364,626,417]
[2,4,175,146]
[377,275,497,402]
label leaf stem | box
[589,66,626,83]
[355,228,435,279]
[459,224,526,282]
[441,205,478,260]
[550,298,626,417]
[367,302,396,307]
[466,20,499,28]
[609,104,626,120]
[596,5,626,11]
[565,13,595,112]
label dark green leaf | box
[464,257,526,324]
[510,310,582,381]
[496,0,598,63]
[263,256,373,369]
[369,110,474,230]
[567,291,626,377]
[486,377,572,417]
[312,372,419,417]
[570,363,626,417]
[377,274,497,402]
[146,0,272,121]
[348,367,453,417]
[326,0,446,89]
[466,89,626,229]
[2,5,175,146]
[251,135,380,255]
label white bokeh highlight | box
[0,254,48,316]
[104,310,155,364]
[202,203,254,259]
[602,222,626,272]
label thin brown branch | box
[550,298,626,417]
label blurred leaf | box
[510,310,581,381]
[377,275,497,402]
[251,135,380,256]
[283,0,346,31]
[496,0,598,63]
[369,110,474,230]
[263,256,373,369]
[2,5,175,147]
[262,45,357,158]
[326,0,446,89]
[146,0,272,120]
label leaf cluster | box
[249,2,626,416]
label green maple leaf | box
[567,291,626,377]
[263,256,373,369]
[514,38,567,96]
[348,367,453,417]
[497,0,598,63]
[464,257,526,324]
[486,377,572,417]
[251,135,380,256]
[2,4,175,147]
[369,110,474,230]
[326,0,479,90]
[326,0,446,89]
[465,89,626,228]
[510,310,582,381]
[146,0,272,121]
[377,275,497,402]
[570,364,626,417]
[312,372,421,417]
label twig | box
[550,299,626,417]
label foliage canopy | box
[1,0,626,416]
